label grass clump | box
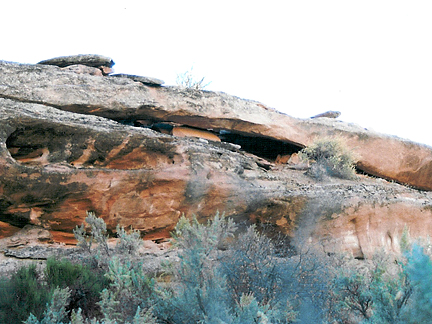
[299,137,357,180]
[176,66,211,90]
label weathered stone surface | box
[311,110,341,119]
[0,225,52,249]
[2,58,432,260]
[0,221,20,239]
[1,96,432,259]
[37,54,114,68]
[60,64,104,76]
[111,73,164,86]
[172,126,221,142]
[1,60,431,189]
[100,66,114,75]
[0,97,275,242]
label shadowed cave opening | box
[6,127,54,164]
[125,119,304,163]
[218,131,302,161]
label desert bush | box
[73,211,110,256]
[176,67,211,90]
[288,244,336,323]
[330,250,413,324]
[156,212,298,323]
[368,253,412,323]
[0,263,50,324]
[299,137,357,180]
[74,212,144,259]
[156,212,236,323]
[221,224,296,321]
[401,243,432,323]
[98,257,156,323]
[25,287,71,324]
[13,211,432,323]
[115,224,142,255]
[332,260,375,321]
[44,257,109,319]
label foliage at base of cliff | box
[2,213,432,324]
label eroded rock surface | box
[1,59,432,189]
[37,54,115,68]
[1,58,432,260]
[111,73,165,86]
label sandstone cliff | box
[1,55,432,259]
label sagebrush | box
[3,212,432,323]
[299,137,357,180]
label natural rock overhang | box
[2,87,432,258]
[1,97,294,241]
[1,60,432,189]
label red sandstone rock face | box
[1,60,432,189]
[317,200,432,258]
[0,97,275,242]
[1,59,432,257]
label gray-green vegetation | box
[2,213,432,323]
[299,137,357,180]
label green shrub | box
[18,211,432,323]
[299,137,357,180]
[331,251,413,323]
[44,257,109,319]
[0,263,50,324]
[156,213,235,323]
[221,225,295,319]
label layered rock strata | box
[1,57,432,258]
[1,59,431,189]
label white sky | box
[2,1,432,146]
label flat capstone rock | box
[37,54,115,68]
[310,110,341,119]
[111,73,164,86]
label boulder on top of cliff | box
[1,59,432,190]
[37,54,115,68]
[311,110,341,119]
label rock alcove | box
[6,121,303,168]
[120,119,303,164]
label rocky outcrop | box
[1,56,432,259]
[37,54,114,68]
[310,110,341,119]
[111,74,165,86]
[38,54,115,76]
[1,58,432,189]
